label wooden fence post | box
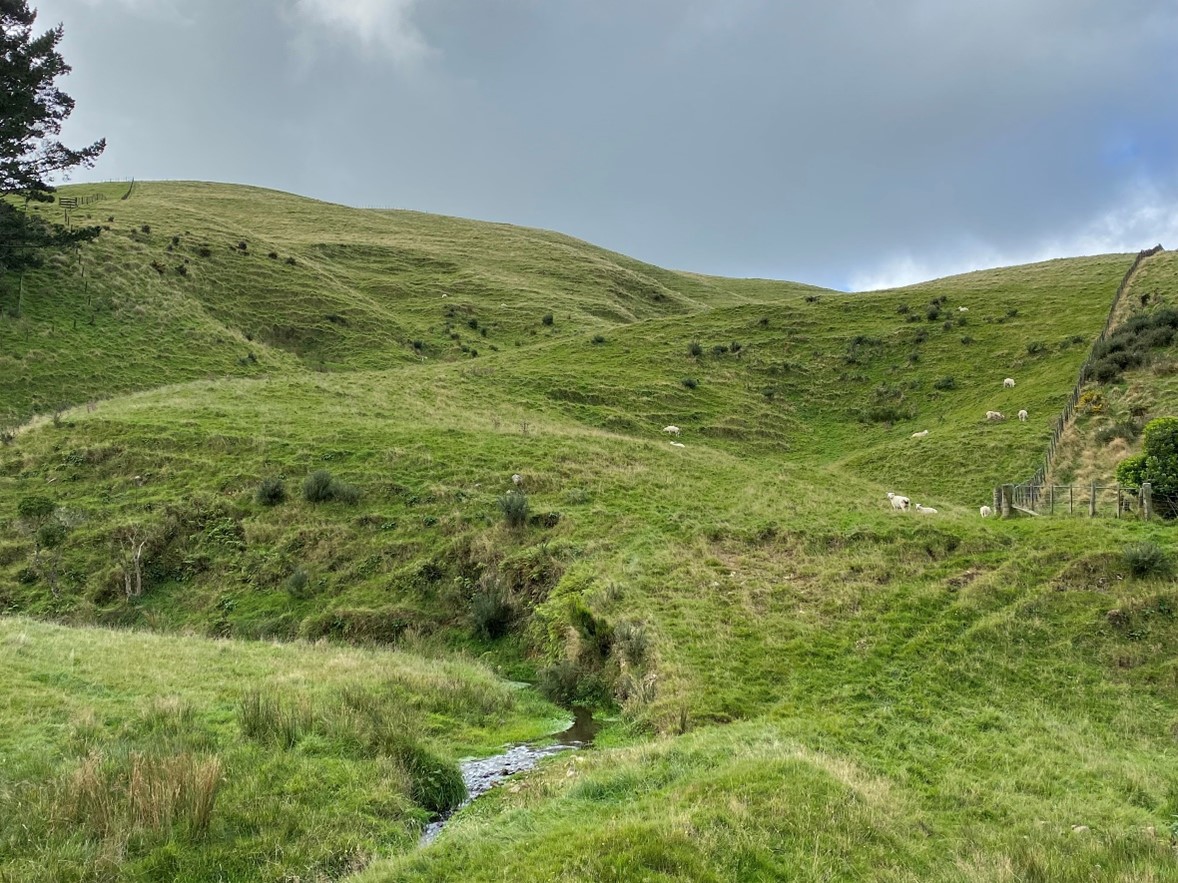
[1142,482,1153,521]
[1069,485,1074,515]
[1117,485,1123,519]
[1001,485,1013,518]
[993,486,1002,515]
[1089,482,1097,518]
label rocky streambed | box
[421,709,599,845]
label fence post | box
[1117,485,1123,519]
[1001,485,1013,518]
[1089,482,1097,518]
[1142,482,1153,521]
[993,486,1002,515]
[1050,485,1055,515]
[1069,485,1074,515]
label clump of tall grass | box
[238,688,314,748]
[64,750,223,840]
[1123,542,1172,579]
[303,469,361,504]
[499,490,529,529]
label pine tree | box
[0,0,105,275]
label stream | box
[420,708,599,846]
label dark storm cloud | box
[33,0,1178,288]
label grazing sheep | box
[915,503,938,514]
[986,411,1005,421]
[663,425,681,436]
[669,441,686,448]
[958,306,969,313]
[887,492,911,511]
[1004,378,1016,388]
[511,473,523,486]
[1018,409,1028,422]
[980,505,993,518]
[911,429,930,438]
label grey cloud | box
[30,0,1178,288]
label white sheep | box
[986,411,1005,421]
[980,505,993,518]
[511,473,523,486]
[915,503,938,514]
[886,492,910,511]
[1018,409,1028,422]
[669,441,686,448]
[662,425,681,437]
[911,429,930,439]
[1004,378,1016,389]
[958,306,969,313]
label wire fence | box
[1002,482,1176,519]
[1005,245,1164,513]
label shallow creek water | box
[420,709,599,846]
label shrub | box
[542,312,554,326]
[711,344,729,356]
[472,583,515,639]
[613,620,650,667]
[498,490,529,528]
[681,377,698,389]
[926,306,941,322]
[140,224,151,234]
[688,341,703,357]
[1026,340,1047,355]
[1094,422,1139,446]
[237,241,248,251]
[897,304,910,314]
[1123,542,1171,579]
[591,334,606,345]
[960,335,974,345]
[197,245,212,258]
[933,376,957,391]
[302,470,360,504]
[1116,453,1147,489]
[285,567,312,599]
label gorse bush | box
[1089,308,1178,383]
[286,567,312,599]
[255,477,286,506]
[499,490,529,528]
[1123,542,1171,579]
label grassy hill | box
[3,182,1178,881]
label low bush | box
[256,477,286,507]
[499,490,529,529]
[1123,542,1171,579]
[591,334,606,345]
[1094,422,1139,446]
[933,376,957,391]
[472,583,515,640]
[688,341,703,357]
[302,470,360,504]
[681,377,698,389]
[286,568,312,599]
[542,312,554,326]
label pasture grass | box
[3,182,1178,880]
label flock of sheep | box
[895,376,1031,518]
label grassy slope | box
[0,617,562,882]
[3,183,1178,881]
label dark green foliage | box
[897,304,910,314]
[1116,453,1147,489]
[933,376,957,391]
[255,480,285,508]
[711,344,729,356]
[499,490,529,528]
[285,567,311,599]
[1026,340,1046,355]
[681,377,698,389]
[302,470,359,504]
[17,495,55,523]
[688,341,703,357]
[926,306,941,322]
[1116,417,1178,517]
[591,334,606,345]
[542,312,554,326]
[472,583,515,640]
[730,341,742,354]
[1089,308,1178,383]
[1123,542,1171,579]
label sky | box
[28,0,1178,290]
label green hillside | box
[3,182,1178,881]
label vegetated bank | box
[3,183,1178,881]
